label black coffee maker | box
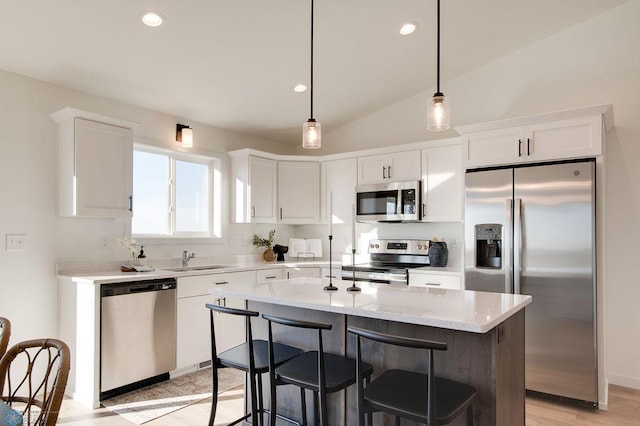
[273,244,288,262]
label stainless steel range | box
[342,239,431,284]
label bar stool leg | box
[467,403,474,426]
[209,365,219,426]
[300,388,308,426]
[395,415,401,426]
[257,373,265,426]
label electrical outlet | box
[449,237,458,248]
[242,235,249,246]
[6,234,26,251]
[229,235,240,246]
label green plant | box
[253,229,275,248]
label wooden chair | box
[348,326,476,426]
[206,304,303,426]
[0,317,10,359]
[0,338,70,426]
[262,314,374,426]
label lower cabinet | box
[176,270,255,370]
[408,272,462,290]
[285,267,321,279]
[256,268,284,283]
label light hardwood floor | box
[58,384,640,425]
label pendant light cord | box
[310,0,315,119]
[436,0,441,94]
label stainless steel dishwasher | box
[100,278,177,399]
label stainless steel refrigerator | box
[464,159,597,405]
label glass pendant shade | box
[303,118,321,149]
[427,93,450,132]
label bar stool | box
[262,314,374,426]
[347,325,477,426]
[206,304,304,426]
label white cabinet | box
[322,158,357,225]
[286,267,321,279]
[461,113,604,169]
[53,115,134,217]
[357,150,421,184]
[278,161,320,224]
[230,154,277,223]
[256,268,284,283]
[421,142,463,222]
[176,271,254,370]
[408,272,461,290]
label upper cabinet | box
[51,108,137,217]
[230,153,277,223]
[278,161,320,224]
[457,105,612,169]
[357,150,421,185]
[322,158,357,225]
[421,141,463,222]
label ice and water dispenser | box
[475,224,502,268]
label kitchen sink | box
[162,265,227,272]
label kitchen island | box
[210,278,531,426]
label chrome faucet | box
[182,250,196,267]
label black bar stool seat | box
[364,369,476,424]
[218,339,304,373]
[275,350,369,393]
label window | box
[132,146,222,239]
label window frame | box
[131,143,223,243]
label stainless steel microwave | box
[356,181,421,222]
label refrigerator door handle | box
[513,198,522,294]
[505,199,513,294]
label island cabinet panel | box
[247,301,525,426]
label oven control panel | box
[368,239,431,255]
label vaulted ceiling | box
[0,0,627,144]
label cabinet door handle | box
[128,195,133,212]
[251,206,255,219]
[527,138,531,156]
[518,139,522,157]
[222,297,226,306]
[425,282,441,286]
[280,208,283,220]
[215,297,221,305]
[388,165,392,179]
[265,275,277,279]
[422,203,426,218]
[215,281,229,285]
[382,166,387,179]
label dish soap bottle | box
[137,246,147,266]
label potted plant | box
[253,229,276,262]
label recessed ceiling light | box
[294,84,308,93]
[141,11,164,27]
[400,22,417,36]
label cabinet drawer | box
[408,273,461,290]
[256,268,284,283]
[177,270,255,298]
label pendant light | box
[303,0,321,149]
[427,0,450,132]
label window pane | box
[132,151,170,234]
[175,160,209,233]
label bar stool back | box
[206,304,303,426]
[262,314,373,426]
[348,325,476,426]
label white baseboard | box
[608,373,640,390]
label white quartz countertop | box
[58,260,338,285]
[209,278,531,333]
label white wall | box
[322,1,640,390]
[0,68,299,343]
